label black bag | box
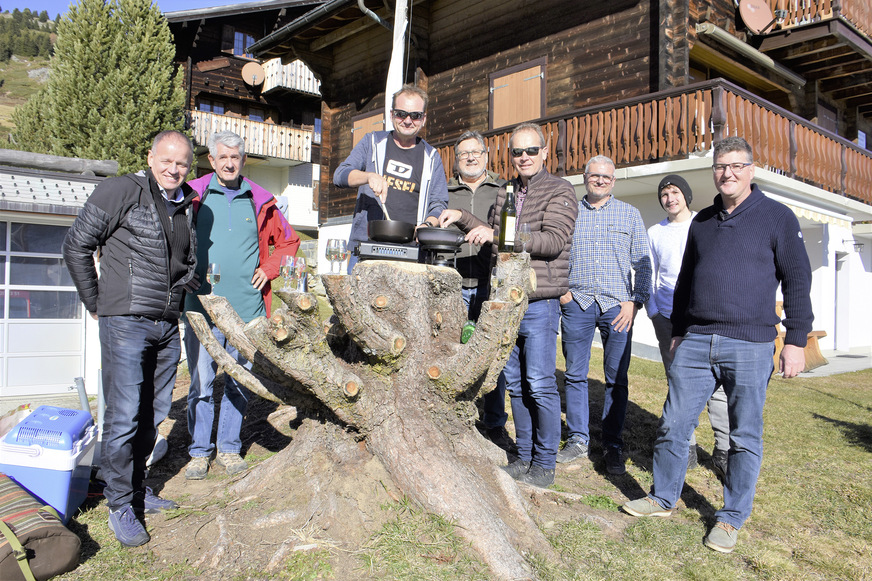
[0,473,81,581]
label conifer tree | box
[11,0,184,174]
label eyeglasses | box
[392,109,425,121]
[585,173,614,184]
[510,146,541,157]
[712,162,752,174]
[457,150,485,160]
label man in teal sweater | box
[184,130,299,479]
[623,136,813,554]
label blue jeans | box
[502,299,561,469]
[649,333,774,529]
[184,319,252,458]
[561,301,632,450]
[463,284,507,429]
[99,315,180,510]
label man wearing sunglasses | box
[334,84,448,270]
[623,137,813,554]
[558,155,651,476]
[440,122,577,487]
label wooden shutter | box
[489,58,546,130]
[352,113,385,148]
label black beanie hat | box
[658,174,692,208]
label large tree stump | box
[189,253,551,579]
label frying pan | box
[415,226,465,248]
[368,219,416,243]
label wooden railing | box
[433,79,872,205]
[766,0,872,38]
[189,111,312,163]
[262,58,321,96]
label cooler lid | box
[4,405,94,451]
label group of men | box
[63,129,299,548]
[337,84,814,554]
[62,81,813,556]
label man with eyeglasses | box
[557,155,651,476]
[334,84,448,270]
[447,130,512,451]
[440,122,577,487]
[623,136,813,555]
[646,175,729,478]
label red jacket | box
[187,173,300,316]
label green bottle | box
[461,320,476,344]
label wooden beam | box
[0,149,118,176]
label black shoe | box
[502,459,530,480]
[519,464,555,488]
[485,426,517,453]
[556,437,589,464]
[687,444,699,469]
[711,448,728,483]
[604,447,626,475]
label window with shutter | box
[489,58,547,130]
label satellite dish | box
[241,62,265,86]
[739,0,777,35]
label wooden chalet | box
[164,0,326,232]
[248,0,872,356]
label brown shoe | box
[215,453,248,476]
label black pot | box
[368,219,416,243]
[415,226,465,248]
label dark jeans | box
[561,300,632,451]
[99,315,180,510]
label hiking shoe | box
[556,437,589,464]
[687,444,699,469]
[704,521,739,553]
[215,452,248,476]
[185,456,210,480]
[711,448,728,483]
[108,504,150,547]
[143,487,178,513]
[502,458,530,480]
[485,426,517,453]
[604,447,626,475]
[519,464,555,488]
[622,496,673,517]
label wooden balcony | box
[262,58,321,96]
[434,78,872,206]
[189,110,312,163]
[767,0,871,38]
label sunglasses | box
[510,146,541,157]
[392,109,425,121]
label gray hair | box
[510,122,546,148]
[584,155,615,174]
[207,130,246,157]
[392,84,429,111]
[713,136,753,163]
[454,130,486,157]
[151,130,193,158]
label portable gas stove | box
[355,241,420,262]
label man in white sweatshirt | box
[646,174,729,478]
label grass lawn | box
[60,346,871,580]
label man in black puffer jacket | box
[63,130,197,548]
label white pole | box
[384,0,409,131]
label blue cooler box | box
[0,405,96,523]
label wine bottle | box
[498,183,517,252]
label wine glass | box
[206,263,220,292]
[280,256,294,290]
[517,223,532,254]
[325,239,340,274]
[294,256,307,292]
[334,240,348,273]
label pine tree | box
[10,0,185,174]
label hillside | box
[0,55,49,143]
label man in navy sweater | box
[622,136,813,554]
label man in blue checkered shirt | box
[557,155,652,475]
